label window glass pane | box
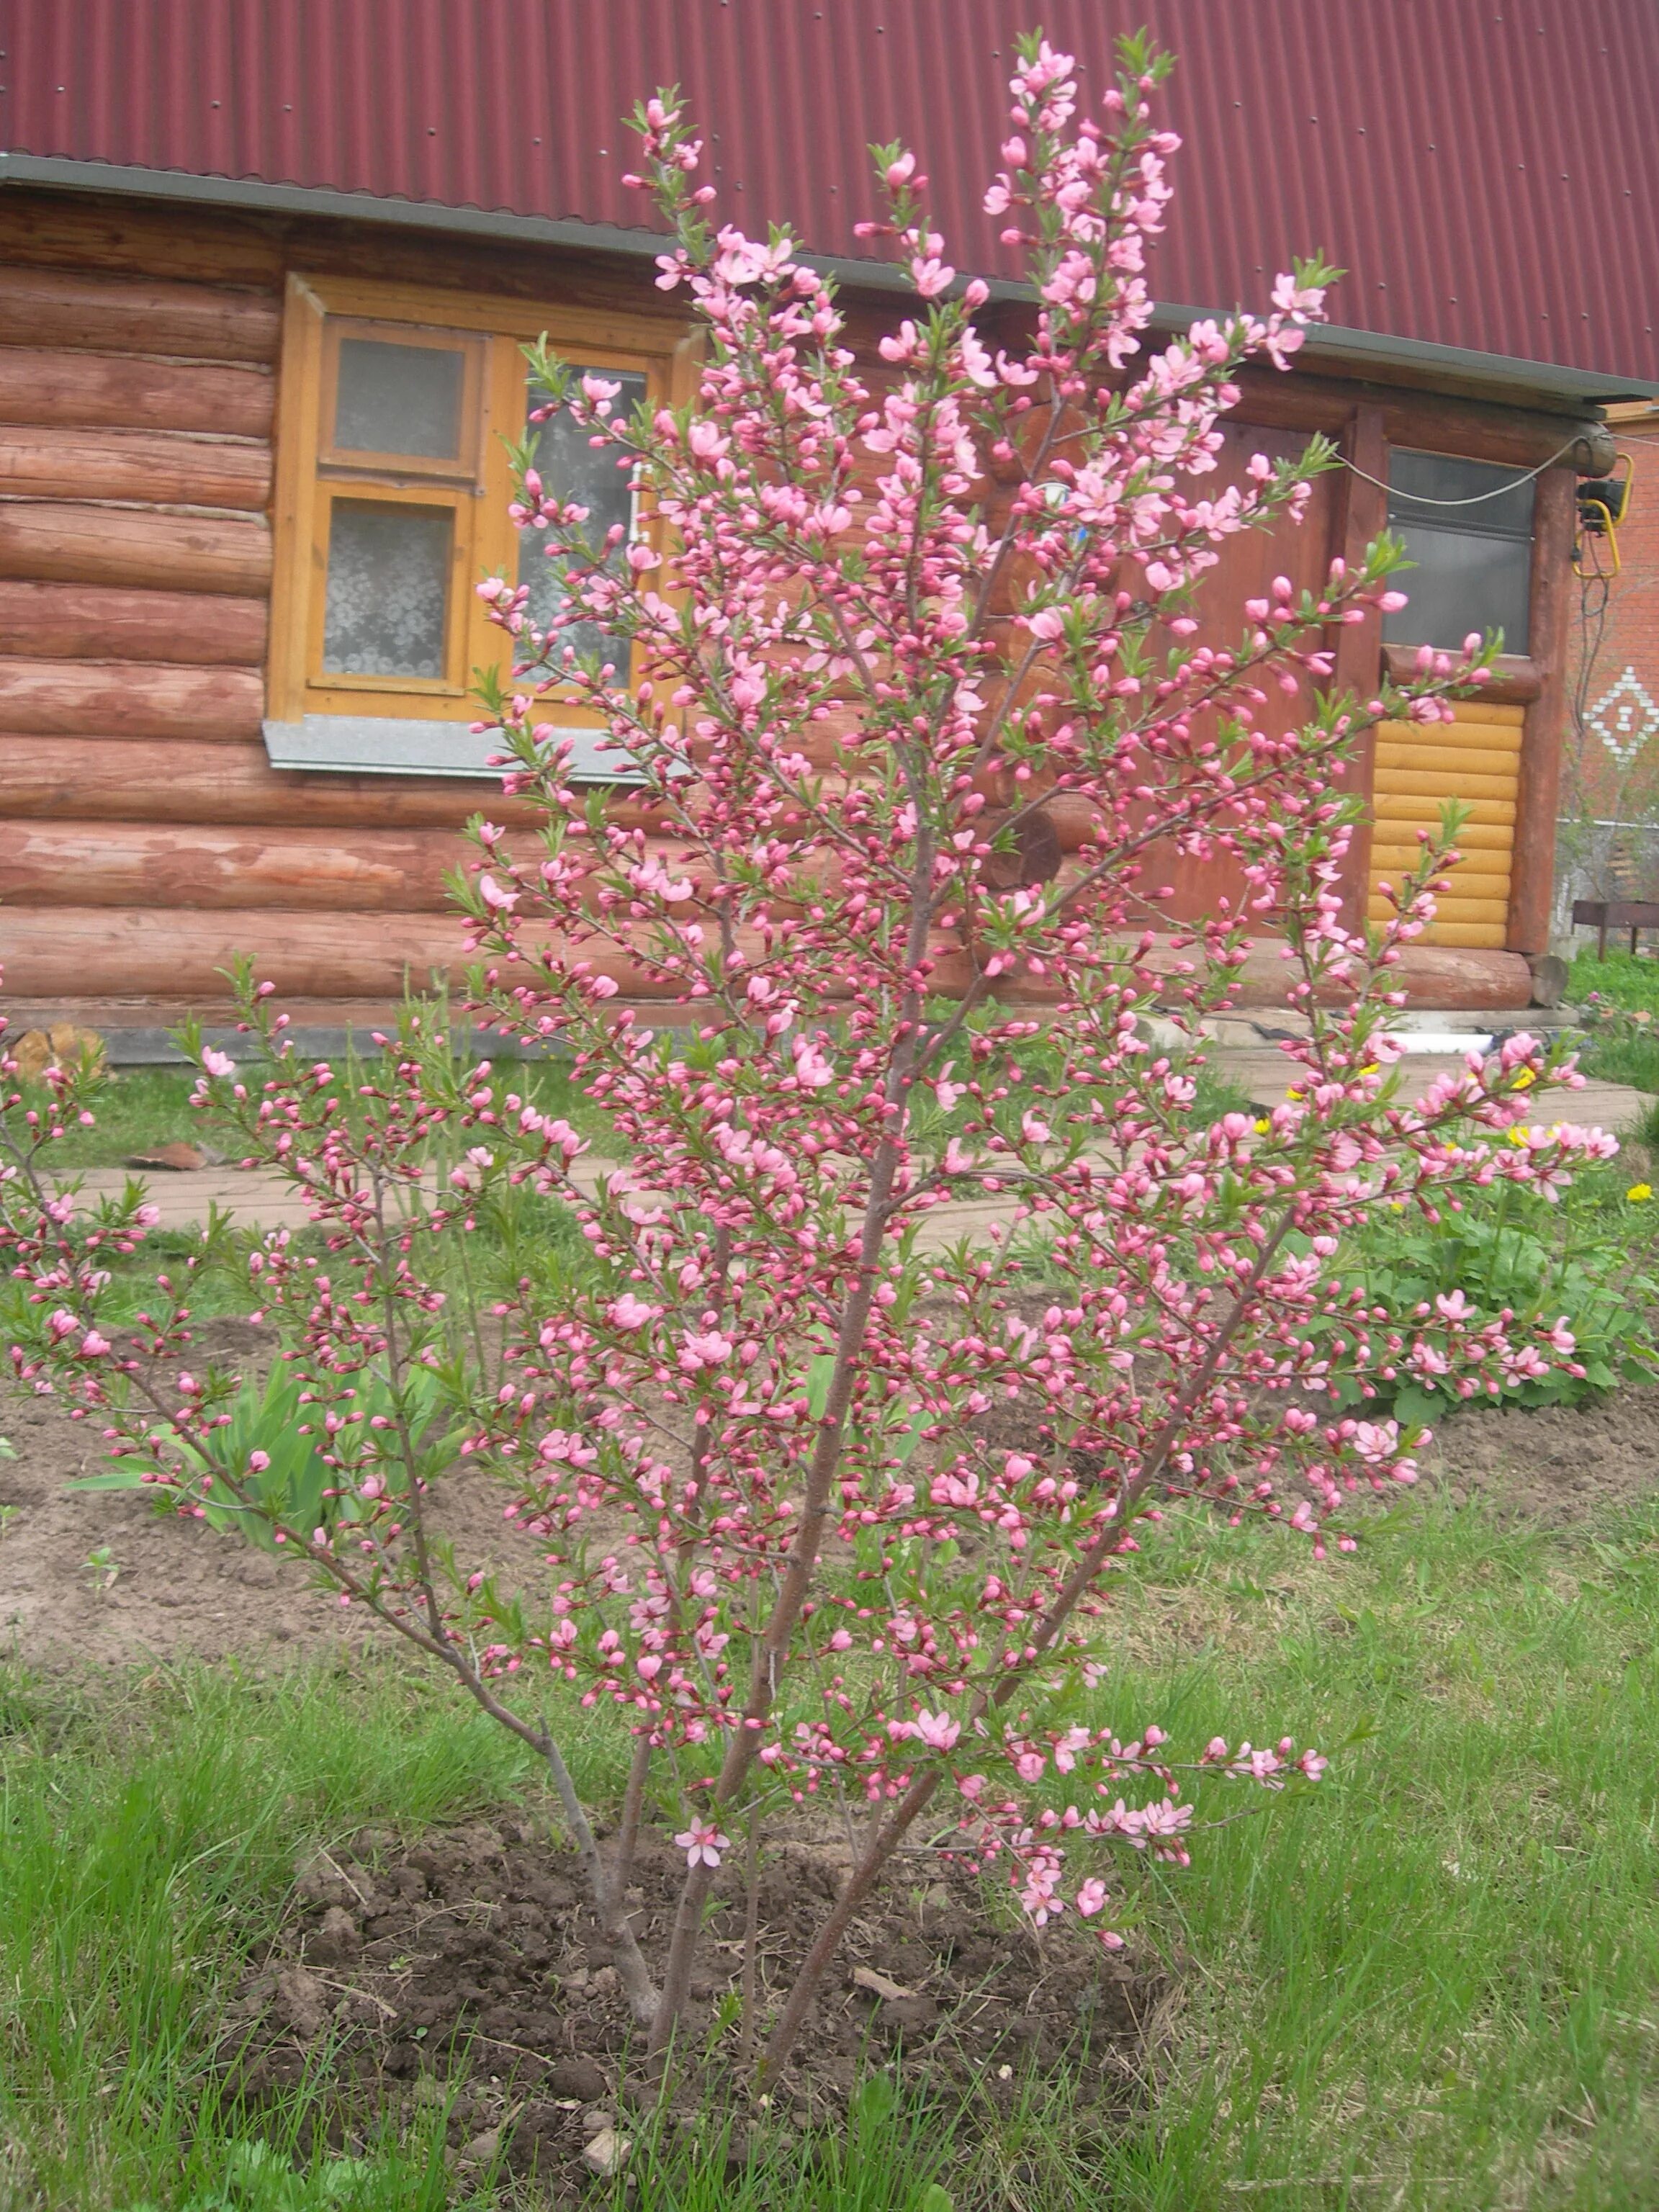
[334,338,464,460]
[323,500,451,678]
[1382,526,1532,652]
[1383,450,1534,652]
[517,368,647,675]
[1389,450,1535,539]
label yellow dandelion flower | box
[1286,1087,1304,1102]
[1507,1126,1531,1148]
[1628,1183,1653,1204]
[1253,1118,1271,1135]
[1511,1069,1536,1091]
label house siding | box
[0,185,1570,1018]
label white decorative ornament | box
[1588,665,1659,772]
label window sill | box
[261,715,644,783]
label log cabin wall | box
[0,189,677,1014]
[0,186,1583,1020]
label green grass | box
[1555,952,1659,1097]
[0,1661,617,2212]
[1566,948,1659,1015]
[18,1069,226,1172]
[19,1056,617,1176]
[7,1486,1659,2208]
[1075,1491,1659,2210]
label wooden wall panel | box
[0,194,285,288]
[0,265,281,362]
[0,503,270,595]
[0,185,1576,1010]
[0,908,660,1000]
[1366,703,1527,950]
[0,350,274,438]
[0,660,265,741]
[0,425,271,509]
[0,822,464,910]
[0,582,268,666]
[0,736,540,827]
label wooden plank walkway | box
[52,1052,1650,1241]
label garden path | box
[51,1046,1649,1244]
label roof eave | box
[4,151,1653,408]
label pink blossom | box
[675,1821,730,1869]
[912,1709,961,1750]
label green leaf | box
[1393,1384,1441,1429]
[855,2072,897,2128]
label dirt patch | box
[1425,1385,1659,1521]
[0,1319,566,1669]
[7,1338,1659,1670]
[221,1815,1154,2193]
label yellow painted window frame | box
[269,270,691,729]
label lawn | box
[1566,950,1659,1104]
[5,1485,1658,2210]
[18,1056,616,1176]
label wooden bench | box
[1571,897,1659,958]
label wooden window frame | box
[319,319,486,480]
[267,270,691,764]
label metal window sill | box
[261,714,644,782]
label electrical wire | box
[1337,428,1599,506]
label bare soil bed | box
[223,1815,1152,2192]
[4,1320,1658,1670]
[6,1336,1659,2188]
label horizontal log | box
[1373,767,1520,802]
[0,659,265,741]
[0,502,269,595]
[0,737,686,830]
[1369,897,1509,925]
[1419,924,1508,950]
[1367,816,1513,850]
[0,910,788,1002]
[1372,796,1516,830]
[0,265,281,364]
[0,735,527,825]
[0,907,473,998]
[0,350,274,439]
[1,912,1531,1010]
[1439,878,1514,907]
[1178,939,1530,1007]
[1378,719,1524,752]
[1374,744,1522,778]
[0,426,271,510]
[0,193,286,289]
[0,580,267,666]
[1383,646,1543,706]
[1371,845,1513,878]
[0,822,467,911]
[1446,701,1528,728]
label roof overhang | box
[5,150,1654,410]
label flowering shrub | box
[0,31,1615,2084]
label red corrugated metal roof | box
[2,0,1655,387]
